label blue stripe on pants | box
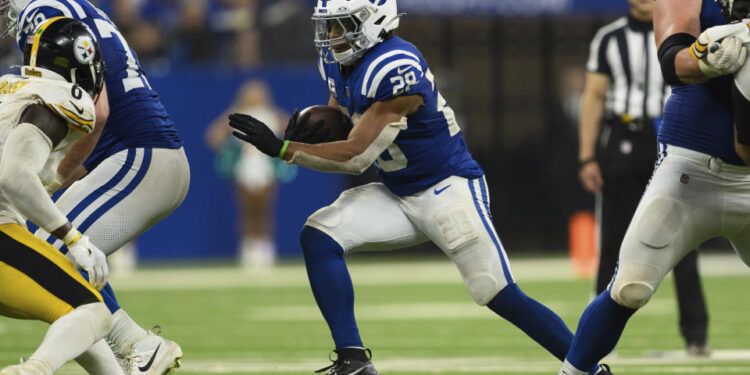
[468,178,514,283]
[45,148,138,245]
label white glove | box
[702,36,747,77]
[692,23,749,77]
[66,232,109,290]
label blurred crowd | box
[90,0,319,68]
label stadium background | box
[0,0,633,260]
[3,1,750,375]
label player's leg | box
[407,175,577,362]
[34,147,189,374]
[0,224,112,374]
[672,249,710,355]
[75,340,126,375]
[561,146,720,375]
[302,183,427,373]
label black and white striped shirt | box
[587,15,669,120]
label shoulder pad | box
[26,79,96,134]
[16,1,87,49]
[360,49,425,101]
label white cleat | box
[123,329,182,375]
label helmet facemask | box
[313,6,377,65]
[0,0,28,39]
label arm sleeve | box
[0,123,68,232]
[288,117,406,174]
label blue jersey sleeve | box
[360,50,430,104]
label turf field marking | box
[141,350,750,373]
[245,300,677,322]
[108,255,749,291]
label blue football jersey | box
[659,0,743,165]
[16,0,182,170]
[320,36,482,196]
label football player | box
[0,17,117,375]
[558,1,750,374]
[0,1,189,374]
[229,1,611,374]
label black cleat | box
[315,348,380,375]
[596,364,614,374]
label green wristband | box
[279,140,291,158]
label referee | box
[577,0,710,355]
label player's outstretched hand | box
[68,235,109,290]
[284,110,332,143]
[229,113,284,157]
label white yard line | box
[246,299,678,322]
[108,254,748,291]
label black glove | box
[228,113,283,157]
[283,110,332,144]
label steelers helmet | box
[717,0,750,21]
[22,17,105,98]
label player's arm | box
[51,83,109,192]
[230,94,423,174]
[284,95,421,174]
[656,0,746,84]
[578,72,609,194]
[0,105,107,287]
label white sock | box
[30,303,111,374]
[106,309,149,355]
[559,359,590,375]
[75,339,125,375]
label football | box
[299,105,353,143]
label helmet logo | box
[74,35,95,64]
[369,0,387,5]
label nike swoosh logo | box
[69,101,85,115]
[138,343,160,372]
[397,66,410,75]
[434,185,451,195]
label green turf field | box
[1,255,749,375]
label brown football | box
[299,105,353,143]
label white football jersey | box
[0,72,95,225]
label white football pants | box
[609,144,750,308]
[305,175,515,305]
[35,147,190,255]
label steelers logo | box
[74,36,95,64]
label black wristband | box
[658,32,697,86]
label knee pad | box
[465,272,503,305]
[610,263,660,309]
[635,197,685,249]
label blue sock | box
[78,269,121,313]
[566,291,637,372]
[487,283,573,361]
[99,282,121,313]
[300,226,362,348]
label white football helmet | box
[0,0,29,39]
[312,0,401,65]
